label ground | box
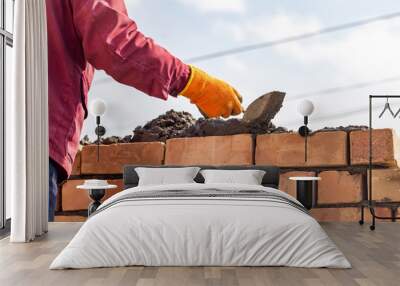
[0,222,398,286]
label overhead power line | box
[288,76,400,101]
[283,105,381,126]
[285,98,400,126]
[94,11,400,85]
[186,11,400,62]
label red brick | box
[71,150,81,176]
[308,131,348,167]
[350,129,400,167]
[256,133,303,167]
[310,207,395,222]
[318,171,363,204]
[279,171,316,198]
[310,208,360,222]
[61,179,124,211]
[165,134,253,165]
[55,215,87,222]
[81,142,165,174]
[55,189,62,212]
[256,131,347,167]
[369,168,400,201]
[312,207,397,223]
[364,207,396,222]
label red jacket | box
[46,0,190,178]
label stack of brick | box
[55,142,165,221]
[56,128,400,223]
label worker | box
[46,0,244,221]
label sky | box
[82,0,400,139]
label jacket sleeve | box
[71,0,190,99]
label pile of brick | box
[57,128,400,223]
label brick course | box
[350,129,400,167]
[256,131,347,167]
[71,150,81,176]
[318,171,363,204]
[369,168,400,201]
[310,208,360,222]
[61,179,124,211]
[56,129,400,222]
[81,142,165,174]
[279,171,316,198]
[55,215,86,222]
[165,134,253,166]
[364,207,395,221]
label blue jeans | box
[48,160,59,222]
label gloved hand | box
[180,66,244,118]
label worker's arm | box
[71,0,243,117]
[71,0,189,99]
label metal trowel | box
[197,91,286,125]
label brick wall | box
[256,131,348,167]
[56,129,400,223]
[81,142,165,174]
[350,128,400,166]
[165,134,253,165]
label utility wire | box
[283,105,381,126]
[286,77,400,123]
[186,11,400,62]
[288,76,400,101]
[95,74,400,102]
[285,99,400,125]
[94,11,400,85]
[303,103,393,123]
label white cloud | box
[125,0,142,10]
[176,0,246,13]
[276,21,400,80]
[223,56,248,73]
[220,13,321,42]
[213,13,400,131]
[86,8,400,137]
[216,13,400,80]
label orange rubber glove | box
[180,66,244,118]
